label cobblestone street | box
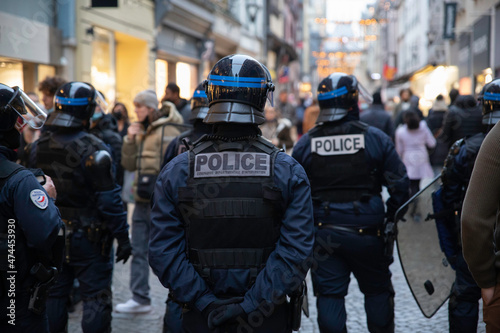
[67,245,486,333]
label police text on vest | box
[311,134,365,155]
[194,152,270,178]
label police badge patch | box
[30,189,48,209]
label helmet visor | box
[95,90,108,113]
[267,89,274,107]
[9,87,47,130]
[358,82,373,105]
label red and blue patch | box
[30,189,48,210]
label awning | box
[267,32,298,61]
[388,65,436,87]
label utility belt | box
[188,247,274,289]
[317,223,383,237]
[63,218,111,263]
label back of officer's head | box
[45,81,97,129]
[479,78,500,126]
[0,84,22,149]
[316,73,359,124]
[203,54,275,125]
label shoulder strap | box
[0,159,25,190]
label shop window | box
[91,27,115,108]
[0,59,23,88]
[156,59,168,101]
[176,62,198,100]
[38,64,55,83]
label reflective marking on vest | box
[194,152,270,178]
[311,134,365,156]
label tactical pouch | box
[136,173,157,199]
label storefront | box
[472,15,491,95]
[76,1,155,118]
[0,9,62,93]
[456,32,472,95]
[155,0,214,101]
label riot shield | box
[394,175,455,318]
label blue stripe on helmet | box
[484,92,500,101]
[208,80,267,88]
[55,96,90,106]
[317,86,349,101]
[208,75,266,83]
[193,90,207,98]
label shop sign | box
[472,15,490,74]
[443,3,457,40]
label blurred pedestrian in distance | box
[439,95,484,149]
[395,110,436,197]
[449,88,459,107]
[37,76,67,114]
[302,99,319,133]
[393,88,413,128]
[276,89,297,125]
[360,91,395,140]
[260,104,294,152]
[426,95,449,172]
[162,82,191,124]
[111,102,131,138]
[118,89,182,314]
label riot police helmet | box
[478,78,500,125]
[189,83,209,122]
[203,54,275,125]
[0,84,47,132]
[316,73,371,123]
[45,81,105,128]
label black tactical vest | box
[34,132,105,224]
[178,136,282,286]
[308,121,379,203]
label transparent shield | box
[95,90,109,113]
[394,175,455,318]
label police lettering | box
[195,152,270,178]
[311,134,365,156]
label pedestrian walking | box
[395,110,436,198]
[117,90,183,314]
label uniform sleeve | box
[121,135,138,171]
[149,155,217,311]
[240,156,314,313]
[461,124,500,288]
[94,186,129,237]
[11,171,62,252]
[162,139,178,169]
[379,133,409,221]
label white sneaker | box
[115,299,152,313]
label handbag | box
[136,125,165,200]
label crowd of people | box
[0,54,499,333]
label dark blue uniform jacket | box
[0,146,62,256]
[149,150,314,314]
[292,120,409,227]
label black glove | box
[202,297,244,329]
[208,303,245,330]
[115,233,132,263]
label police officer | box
[437,81,500,332]
[149,54,314,332]
[0,84,63,333]
[25,82,132,333]
[292,73,409,333]
[162,83,213,169]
